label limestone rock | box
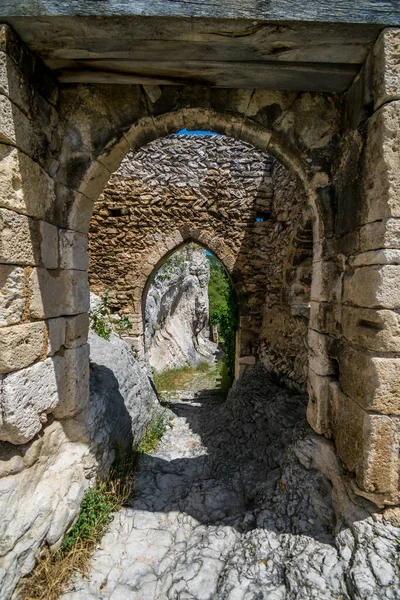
[145,244,218,372]
[0,329,159,599]
[62,366,400,600]
[0,356,64,443]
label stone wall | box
[89,134,311,387]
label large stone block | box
[0,208,58,267]
[360,218,400,251]
[342,305,400,352]
[54,184,94,233]
[309,301,338,335]
[310,259,342,303]
[59,230,89,271]
[46,317,66,356]
[361,102,400,223]
[0,50,58,141]
[343,265,400,308]
[0,322,45,373]
[53,344,90,419]
[373,28,400,110]
[308,329,336,376]
[77,159,111,202]
[339,344,400,415]
[0,24,58,105]
[0,356,64,444]
[65,313,89,348]
[307,368,332,435]
[28,268,89,319]
[330,384,399,501]
[0,95,51,165]
[0,265,25,326]
[0,144,55,219]
[350,249,400,266]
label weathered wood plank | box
[57,60,358,92]
[1,0,400,25]
[5,16,380,65]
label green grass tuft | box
[138,410,169,453]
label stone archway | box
[87,132,311,385]
[1,23,399,509]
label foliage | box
[208,255,231,313]
[90,291,112,340]
[137,410,169,453]
[208,256,238,380]
[59,485,114,555]
[18,456,135,600]
[114,316,133,335]
[90,292,132,339]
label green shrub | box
[208,256,238,380]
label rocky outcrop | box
[145,244,217,372]
[0,331,158,599]
[62,365,400,600]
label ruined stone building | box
[0,1,400,595]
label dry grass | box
[17,457,135,600]
[153,362,211,391]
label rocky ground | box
[63,366,400,600]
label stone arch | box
[141,236,239,372]
[88,129,317,384]
[76,107,325,237]
[136,228,241,356]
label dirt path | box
[63,367,400,600]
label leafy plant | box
[114,316,133,335]
[138,410,168,453]
[90,292,112,340]
[90,292,132,340]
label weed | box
[17,456,135,600]
[90,292,132,340]
[90,292,112,340]
[138,410,169,453]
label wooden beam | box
[56,60,358,92]
[11,17,379,65]
[1,1,400,25]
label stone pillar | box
[309,28,400,506]
[0,25,90,445]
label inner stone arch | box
[88,129,311,390]
[142,241,237,379]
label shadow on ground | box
[132,365,345,545]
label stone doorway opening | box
[143,242,238,398]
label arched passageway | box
[88,132,311,391]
